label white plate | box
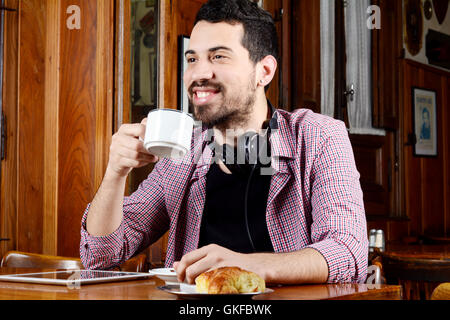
[148,268,179,285]
[158,284,274,299]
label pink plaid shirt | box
[80,109,368,283]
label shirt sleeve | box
[305,120,368,283]
[80,162,170,270]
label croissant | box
[195,266,265,294]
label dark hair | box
[194,0,279,65]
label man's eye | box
[212,55,224,60]
[186,57,196,63]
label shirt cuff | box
[306,237,357,283]
[79,204,126,270]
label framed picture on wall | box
[412,87,438,157]
[178,35,191,114]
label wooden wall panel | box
[0,0,115,258]
[402,59,450,238]
[57,0,98,257]
[402,62,423,236]
[95,0,114,191]
[42,0,60,255]
[0,0,19,257]
[421,70,445,236]
[16,0,46,253]
[115,0,131,131]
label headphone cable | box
[244,164,257,253]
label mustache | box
[188,81,224,96]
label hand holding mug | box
[107,118,159,178]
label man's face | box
[184,21,258,129]
[423,110,430,126]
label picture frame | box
[178,35,191,114]
[412,87,438,157]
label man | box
[80,0,368,284]
[420,107,431,140]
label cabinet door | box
[291,0,321,113]
[371,0,403,129]
[350,132,398,216]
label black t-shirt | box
[198,163,274,253]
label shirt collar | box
[270,109,295,160]
[192,106,296,178]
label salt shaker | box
[369,229,377,252]
[375,229,385,252]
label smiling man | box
[80,0,368,285]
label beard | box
[188,76,257,131]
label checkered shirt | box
[80,108,368,283]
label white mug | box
[144,109,194,159]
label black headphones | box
[207,101,278,175]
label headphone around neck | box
[207,101,278,175]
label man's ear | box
[257,55,278,88]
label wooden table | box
[0,268,402,300]
[378,242,450,299]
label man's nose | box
[190,60,214,82]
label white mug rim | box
[147,108,193,119]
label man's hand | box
[172,244,269,284]
[173,245,329,285]
[107,118,159,178]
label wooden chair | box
[380,251,450,300]
[431,283,450,300]
[0,251,148,272]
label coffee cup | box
[144,109,194,159]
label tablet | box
[0,270,150,286]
